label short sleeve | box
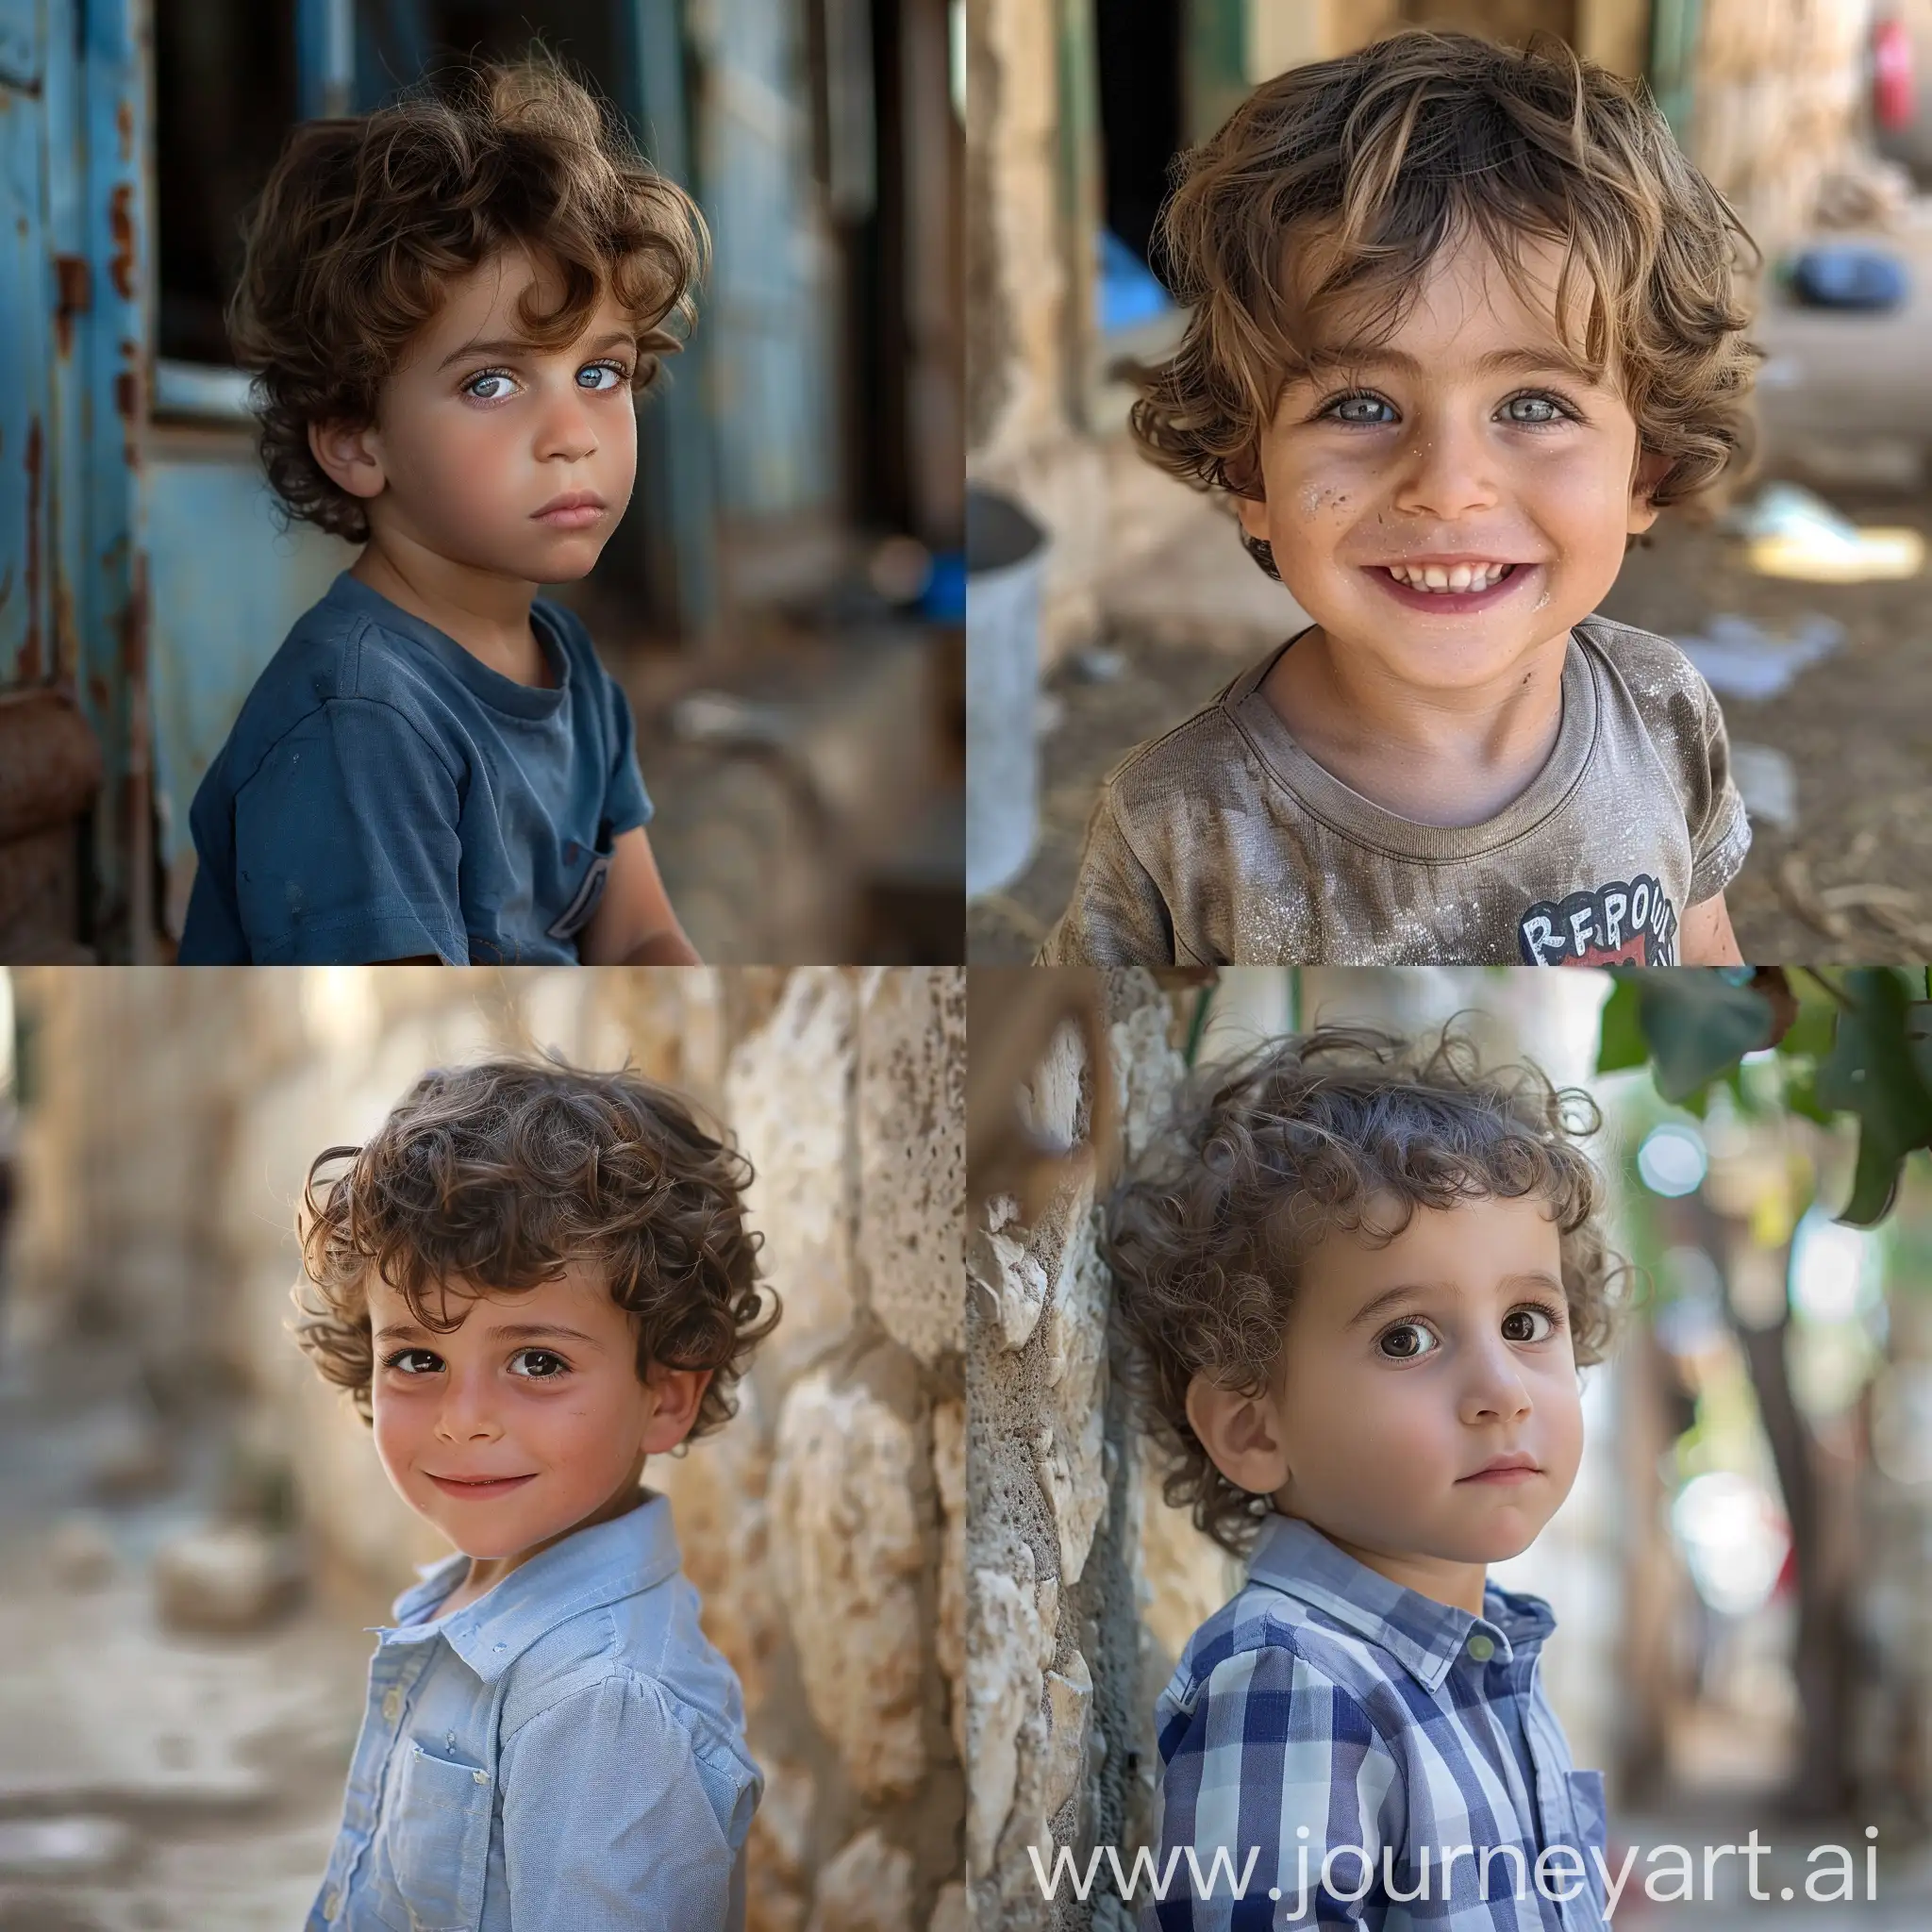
[1150,1645,1402,1932]
[1038,792,1181,965]
[597,660,654,837]
[500,1672,756,1932]
[231,699,466,964]
[1683,675,1751,905]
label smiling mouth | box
[427,1473,537,1497]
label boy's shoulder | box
[1167,1572,1407,1720]
[1571,608,1724,719]
[1101,653,1274,819]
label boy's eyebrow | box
[1300,342,1600,385]
[438,328,635,371]
[1343,1270,1567,1328]
[375,1320,608,1351]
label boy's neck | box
[352,540,554,690]
[1259,624,1572,826]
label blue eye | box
[577,360,629,391]
[463,370,518,403]
[1317,387,1577,427]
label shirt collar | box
[1244,1512,1556,1692]
[375,1490,683,1683]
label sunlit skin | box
[367,1262,710,1616]
[1236,225,1740,964]
[1187,1195,1586,1617]
[308,245,698,964]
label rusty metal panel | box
[74,0,153,958]
[0,0,55,690]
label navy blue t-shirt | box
[178,573,653,964]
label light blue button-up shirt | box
[306,1491,758,1932]
[1149,1514,1608,1930]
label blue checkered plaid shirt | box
[1148,1513,1609,1931]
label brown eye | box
[1502,1306,1557,1343]
[1377,1322,1438,1360]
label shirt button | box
[1467,1633,1496,1662]
[473,1768,490,1785]
[383,1688,403,1723]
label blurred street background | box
[1,0,964,964]
[0,966,969,1932]
[967,0,1932,964]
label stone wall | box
[4,965,967,1930]
[966,969,1228,1929]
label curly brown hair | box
[1130,28,1763,572]
[228,51,707,543]
[1104,1024,1624,1557]
[293,1058,777,1441]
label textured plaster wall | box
[6,966,967,1928]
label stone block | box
[806,1828,914,1932]
[769,1366,926,1801]
[1041,1647,1092,1821]
[964,1553,1042,1878]
[725,971,858,1380]
[650,1379,776,1718]
[858,969,966,1366]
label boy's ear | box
[1234,491,1272,542]
[1186,1371,1291,1495]
[308,417,389,501]
[1627,448,1670,535]
[640,1363,712,1456]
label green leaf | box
[1814,969,1932,1226]
[1595,977,1649,1075]
[1629,970,1776,1105]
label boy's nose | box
[1387,416,1504,521]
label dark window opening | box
[1097,0,1184,278]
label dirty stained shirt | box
[1148,1513,1611,1932]
[306,1491,759,1932]
[1039,613,1749,966]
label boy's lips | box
[533,491,607,529]
[426,1472,538,1498]
[1457,1452,1542,1485]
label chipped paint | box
[107,181,136,299]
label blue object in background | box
[1788,245,1909,311]
[921,550,966,624]
[1098,228,1175,333]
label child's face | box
[1194,1193,1584,1575]
[366,1261,702,1562]
[319,246,639,585]
[1236,226,1667,692]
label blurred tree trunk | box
[1696,1200,1857,1816]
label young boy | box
[180,58,703,964]
[292,1058,779,1931]
[1106,1027,1622,1928]
[1042,29,1762,967]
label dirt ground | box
[967,482,1932,965]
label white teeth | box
[1386,562,1513,592]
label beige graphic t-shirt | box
[1038,613,1750,967]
